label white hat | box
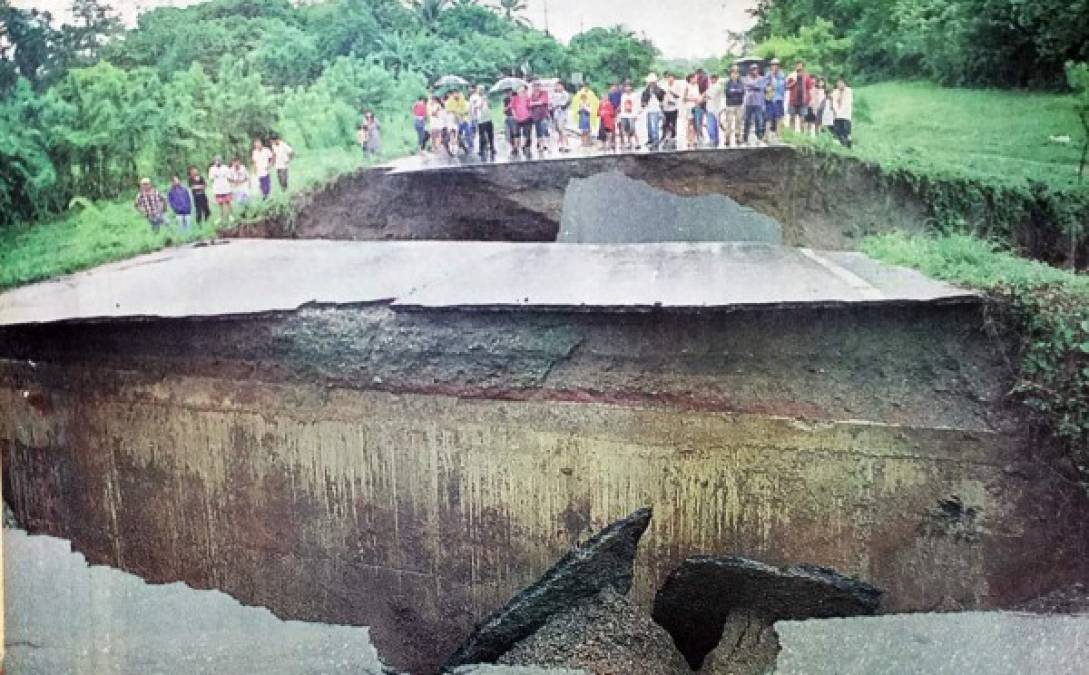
[645,73,659,84]
[770,58,780,65]
[139,177,151,185]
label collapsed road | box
[2,149,1088,672]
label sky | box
[15,0,759,59]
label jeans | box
[460,122,473,150]
[743,105,766,142]
[518,120,533,148]
[193,194,211,223]
[258,174,271,198]
[505,117,518,150]
[176,213,193,231]
[646,111,662,148]
[414,118,428,150]
[478,121,495,156]
[148,215,165,232]
[691,107,705,147]
[277,168,288,190]
[707,110,720,147]
[533,117,550,144]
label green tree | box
[569,26,658,89]
[250,22,321,89]
[0,3,65,90]
[0,78,59,225]
[496,0,527,23]
[60,0,123,68]
[413,0,450,29]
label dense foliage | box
[0,0,658,229]
[865,233,1089,490]
[749,0,1089,88]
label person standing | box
[684,73,704,149]
[228,157,249,207]
[809,77,827,137]
[819,78,836,135]
[364,112,382,157]
[742,63,767,146]
[445,90,470,155]
[208,156,233,224]
[471,85,496,160]
[187,166,211,224]
[832,77,853,147]
[599,83,621,145]
[618,82,640,151]
[529,81,551,153]
[510,85,533,155]
[573,85,597,148]
[705,74,724,148]
[134,178,167,232]
[765,58,787,141]
[661,72,680,150]
[722,65,745,147]
[786,60,814,134]
[412,96,429,153]
[167,175,193,232]
[642,73,664,150]
[429,95,446,154]
[549,80,571,153]
[269,136,293,191]
[597,95,616,151]
[251,138,274,200]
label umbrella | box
[490,77,529,94]
[433,75,469,88]
[534,77,560,88]
[734,56,767,72]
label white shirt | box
[272,142,293,170]
[706,81,724,113]
[642,87,661,114]
[662,80,680,112]
[251,147,273,177]
[833,87,853,120]
[209,165,231,196]
[619,92,640,120]
[469,93,489,123]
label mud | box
[228,148,927,250]
[3,299,1089,672]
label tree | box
[0,78,60,225]
[569,26,658,90]
[413,0,450,29]
[60,0,123,68]
[1068,62,1089,185]
[495,0,527,23]
[0,3,65,90]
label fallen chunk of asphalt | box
[441,507,653,672]
[499,587,691,674]
[651,555,881,670]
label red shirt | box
[510,93,532,122]
[412,101,426,118]
[788,73,813,107]
[598,100,615,128]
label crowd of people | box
[412,58,854,160]
[133,135,294,231]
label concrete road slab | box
[0,240,973,326]
[3,528,389,675]
[775,611,1089,675]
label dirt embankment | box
[227,147,1087,264]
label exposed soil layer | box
[228,148,928,250]
[3,302,1089,672]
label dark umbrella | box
[490,77,529,94]
[734,56,768,73]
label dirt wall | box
[2,303,1088,672]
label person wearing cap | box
[641,73,665,150]
[134,178,167,232]
[208,155,233,224]
[765,58,787,141]
[743,63,767,146]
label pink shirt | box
[510,93,531,122]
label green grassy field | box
[795,81,1084,189]
[0,112,421,291]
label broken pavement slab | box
[441,507,652,672]
[0,240,974,326]
[652,555,881,670]
[558,171,783,244]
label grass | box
[792,80,1085,190]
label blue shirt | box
[767,71,787,102]
[167,184,192,215]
